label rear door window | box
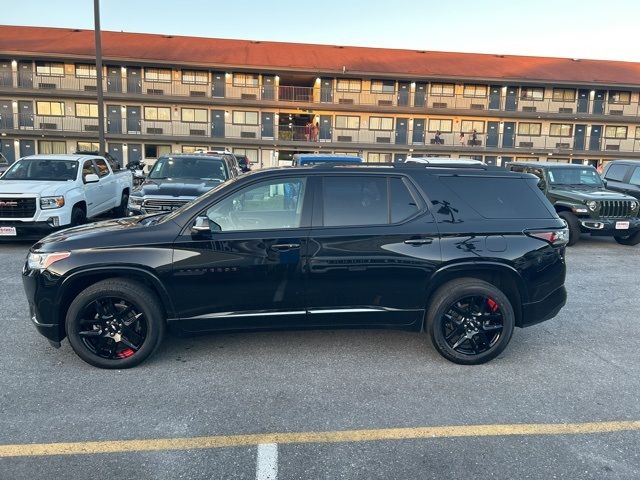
[94,159,110,177]
[322,176,388,226]
[439,176,553,219]
[604,164,629,182]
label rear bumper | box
[519,285,567,328]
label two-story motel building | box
[2,25,640,168]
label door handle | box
[270,243,300,251]
[404,238,433,246]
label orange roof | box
[1,25,639,86]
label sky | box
[2,0,639,62]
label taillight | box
[525,228,569,246]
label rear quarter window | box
[439,176,553,219]
[604,164,630,182]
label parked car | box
[0,152,9,176]
[194,149,244,176]
[127,153,237,215]
[0,154,132,239]
[23,163,568,368]
[507,162,640,246]
[292,154,363,166]
[602,160,640,201]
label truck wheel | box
[65,278,165,369]
[426,278,515,365]
[114,192,129,218]
[614,231,640,246]
[70,206,86,226]
[558,211,580,246]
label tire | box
[70,205,86,227]
[65,278,165,369]
[558,211,581,246]
[114,191,129,218]
[426,278,515,365]
[614,230,640,246]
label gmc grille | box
[143,199,189,212]
[0,197,37,218]
[600,200,633,218]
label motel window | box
[520,87,545,101]
[75,103,98,118]
[181,145,209,153]
[604,126,628,139]
[35,62,64,77]
[430,83,455,97]
[144,106,171,121]
[233,73,259,87]
[609,91,631,105]
[367,152,392,163]
[36,101,64,116]
[144,144,171,159]
[232,111,259,125]
[38,140,66,154]
[369,117,393,131]
[549,123,573,137]
[335,116,360,129]
[371,80,395,94]
[181,108,207,123]
[635,126,640,139]
[75,64,97,78]
[233,148,259,164]
[461,120,485,133]
[181,70,208,85]
[463,85,488,98]
[77,141,99,151]
[144,68,172,82]
[518,122,542,136]
[336,79,362,93]
[428,119,453,132]
[552,88,576,102]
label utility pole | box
[94,0,106,155]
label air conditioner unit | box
[378,100,393,106]
[241,93,257,100]
[38,83,56,89]
[338,98,354,105]
[147,89,164,95]
[240,131,256,138]
[605,144,620,151]
[555,142,570,149]
[337,135,352,142]
[433,102,448,108]
[470,104,485,110]
[376,137,391,143]
[558,108,573,114]
[609,109,623,115]
[84,125,99,132]
[147,127,163,134]
[189,129,206,136]
[522,106,537,112]
[189,91,206,97]
[39,123,57,130]
[84,85,97,92]
[519,141,534,148]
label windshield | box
[148,156,228,181]
[1,159,78,181]
[547,167,604,187]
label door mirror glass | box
[191,215,217,235]
[84,173,99,184]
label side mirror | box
[191,216,211,235]
[84,173,99,184]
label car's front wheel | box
[558,211,581,246]
[65,278,165,368]
[426,278,515,365]
[614,230,640,246]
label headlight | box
[128,196,144,207]
[586,201,598,211]
[630,201,638,211]
[40,196,65,209]
[27,251,70,271]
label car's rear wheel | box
[614,230,640,246]
[65,278,165,368]
[426,278,515,365]
[558,211,581,246]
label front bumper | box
[519,285,567,328]
[22,265,65,343]
[578,217,640,235]
[0,220,59,241]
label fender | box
[57,265,176,320]
[553,200,582,211]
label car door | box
[81,160,101,217]
[305,173,440,327]
[170,174,312,332]
[93,158,118,212]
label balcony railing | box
[2,72,639,117]
[2,113,640,154]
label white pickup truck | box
[0,154,132,239]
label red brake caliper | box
[487,298,499,312]
[117,348,135,359]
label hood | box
[0,180,72,197]
[133,178,223,198]
[549,185,637,202]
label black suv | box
[507,162,640,246]
[23,164,568,368]
[602,160,640,202]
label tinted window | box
[629,167,640,186]
[605,164,630,182]
[149,156,228,181]
[206,177,306,231]
[94,159,110,177]
[439,176,552,219]
[547,167,603,187]
[82,160,97,177]
[323,176,388,226]
[390,177,419,223]
[2,159,78,181]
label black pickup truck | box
[507,162,640,246]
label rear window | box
[605,164,630,182]
[439,176,553,219]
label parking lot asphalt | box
[0,235,639,479]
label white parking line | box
[256,443,278,480]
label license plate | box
[616,221,630,230]
[0,226,17,236]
